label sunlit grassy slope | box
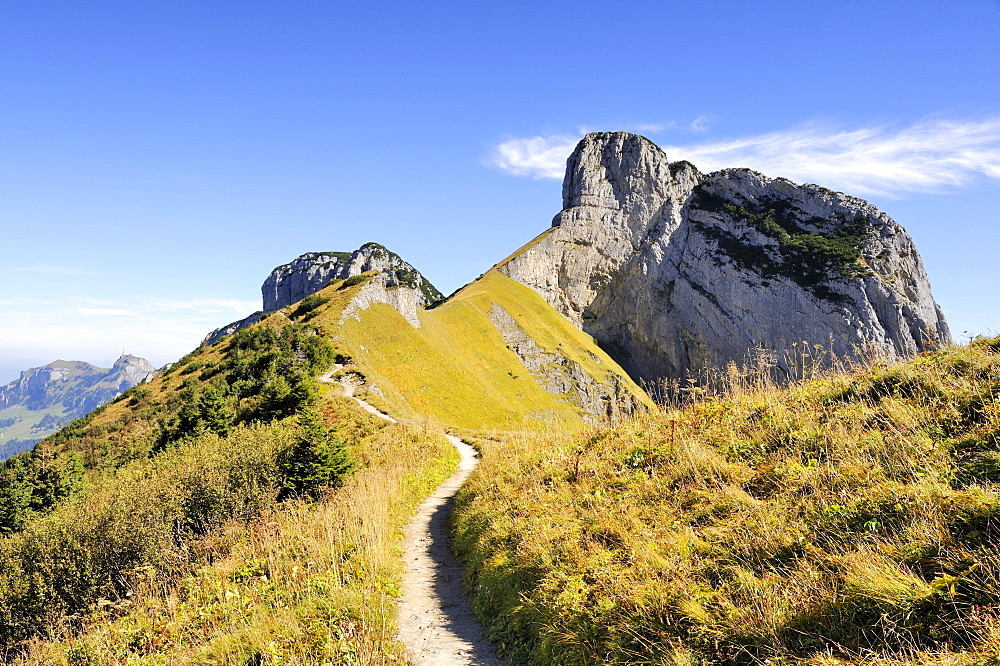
[0,267,655,662]
[454,337,1000,665]
[310,269,653,432]
[0,277,464,663]
[14,396,457,665]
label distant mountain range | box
[0,355,156,460]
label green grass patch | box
[314,270,652,431]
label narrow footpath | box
[318,369,502,665]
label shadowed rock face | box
[499,131,951,384]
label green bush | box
[0,446,83,534]
[277,406,355,499]
[0,425,289,647]
[338,274,370,289]
[291,294,330,318]
[156,323,335,447]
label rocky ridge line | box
[488,303,640,424]
[263,243,443,313]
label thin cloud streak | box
[490,118,1000,196]
[490,134,582,179]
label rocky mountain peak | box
[501,131,950,384]
[262,242,442,313]
[562,132,700,214]
[0,355,156,460]
[206,242,443,345]
[112,355,157,386]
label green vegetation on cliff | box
[692,186,871,303]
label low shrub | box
[339,274,370,289]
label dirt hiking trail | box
[319,368,503,665]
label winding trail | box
[318,368,502,665]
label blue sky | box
[1,0,999,383]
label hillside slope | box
[204,243,654,433]
[454,337,1000,664]
[307,268,653,431]
[0,276,459,662]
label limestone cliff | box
[205,242,443,345]
[499,132,950,384]
[339,271,427,328]
[262,243,443,313]
[487,303,641,424]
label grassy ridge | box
[314,270,651,431]
[0,277,462,663]
[454,338,1000,664]
[3,266,647,660]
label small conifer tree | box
[198,385,234,436]
[278,406,354,499]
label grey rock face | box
[206,242,444,344]
[487,303,641,424]
[110,354,158,391]
[499,132,951,384]
[203,312,264,347]
[262,243,443,313]
[340,272,426,329]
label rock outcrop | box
[499,132,951,384]
[262,243,443,313]
[206,243,444,345]
[340,272,427,328]
[0,355,156,460]
[204,312,265,346]
[487,303,640,424]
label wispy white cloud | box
[77,308,137,317]
[630,123,669,134]
[490,117,1000,197]
[628,115,714,136]
[687,114,712,133]
[490,134,582,180]
[143,297,260,314]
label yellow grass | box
[13,398,458,665]
[453,338,1000,664]
[313,270,651,432]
